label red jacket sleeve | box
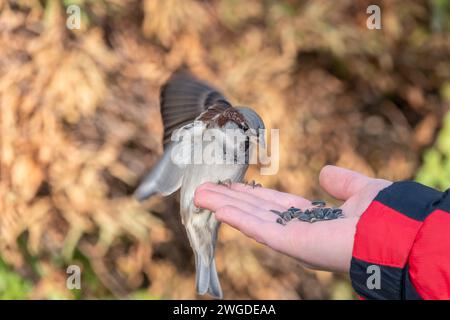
[350,181,450,299]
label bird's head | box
[236,107,266,149]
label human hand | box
[194,165,392,273]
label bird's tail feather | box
[196,256,223,299]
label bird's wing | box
[135,72,231,200]
[134,142,184,200]
[161,71,232,148]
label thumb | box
[319,165,374,201]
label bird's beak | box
[246,128,265,149]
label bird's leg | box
[253,181,262,188]
[218,179,232,188]
[245,180,262,188]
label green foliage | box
[0,258,32,300]
[130,290,161,300]
[432,0,450,33]
[416,110,450,190]
[330,278,356,300]
[71,249,108,299]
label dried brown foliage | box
[0,0,448,299]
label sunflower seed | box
[281,211,292,221]
[298,212,312,222]
[311,200,326,207]
[290,210,301,218]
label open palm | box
[194,165,391,272]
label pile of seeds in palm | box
[271,201,344,225]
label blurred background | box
[0,0,449,299]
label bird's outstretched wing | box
[134,142,184,200]
[134,72,231,200]
[161,71,232,148]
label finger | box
[196,182,286,212]
[214,205,284,246]
[319,165,373,200]
[194,189,280,221]
[229,183,311,209]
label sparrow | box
[134,72,265,299]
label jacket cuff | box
[350,181,442,299]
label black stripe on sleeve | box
[350,257,403,300]
[436,189,450,213]
[374,181,442,221]
[403,265,423,300]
